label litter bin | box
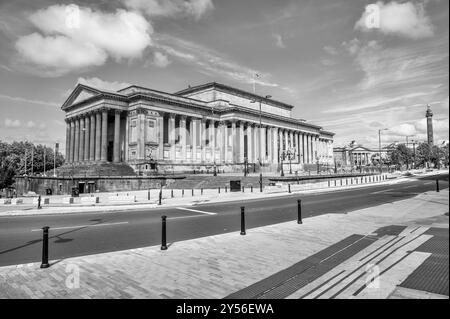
[71,187,79,197]
[46,188,53,196]
[230,180,241,192]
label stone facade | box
[62,82,334,173]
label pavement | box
[0,183,448,298]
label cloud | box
[342,38,360,56]
[355,1,434,39]
[123,0,214,20]
[15,4,152,76]
[77,77,131,92]
[151,51,171,68]
[323,46,338,55]
[0,93,59,107]
[272,33,286,49]
[343,39,447,91]
[154,34,279,88]
[4,118,21,128]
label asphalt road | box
[0,174,447,267]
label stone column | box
[298,132,303,164]
[74,118,80,163]
[224,122,230,162]
[261,125,266,163]
[283,130,288,152]
[230,121,236,163]
[192,118,198,162]
[218,121,225,163]
[79,117,85,163]
[266,126,271,164]
[246,124,252,162]
[272,127,278,164]
[169,114,176,161]
[304,134,309,164]
[210,120,216,163]
[84,116,90,162]
[158,115,164,160]
[180,116,187,161]
[253,124,259,163]
[113,110,121,163]
[201,119,207,163]
[65,120,71,164]
[239,122,244,163]
[89,113,95,162]
[101,109,108,163]
[95,112,102,162]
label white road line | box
[175,207,217,215]
[31,221,129,232]
[370,188,396,194]
[404,185,416,189]
[424,182,433,185]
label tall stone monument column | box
[426,104,434,146]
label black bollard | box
[38,195,42,210]
[288,184,291,194]
[40,226,50,268]
[297,199,303,224]
[242,186,245,192]
[182,189,184,197]
[148,189,150,201]
[251,185,253,193]
[192,189,194,196]
[436,179,440,192]
[225,186,227,193]
[218,187,220,194]
[201,188,203,195]
[161,216,167,250]
[328,180,330,187]
[158,190,162,205]
[240,207,246,235]
[171,189,174,198]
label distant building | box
[333,142,389,167]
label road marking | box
[175,207,216,215]
[31,221,129,232]
[404,185,416,189]
[424,182,433,185]
[370,188,396,194]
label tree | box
[0,140,65,189]
[387,144,413,169]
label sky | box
[0,0,448,153]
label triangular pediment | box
[350,146,373,152]
[62,84,103,110]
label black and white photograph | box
[0,0,448,311]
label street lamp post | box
[378,128,388,173]
[251,94,272,193]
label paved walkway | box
[0,189,447,299]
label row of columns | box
[65,108,122,164]
[161,115,333,165]
[351,152,370,166]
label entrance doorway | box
[107,141,113,162]
[78,182,85,194]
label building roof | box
[174,82,295,111]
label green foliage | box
[0,140,65,189]
[387,143,413,167]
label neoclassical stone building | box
[62,82,334,174]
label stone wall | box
[15,176,184,196]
